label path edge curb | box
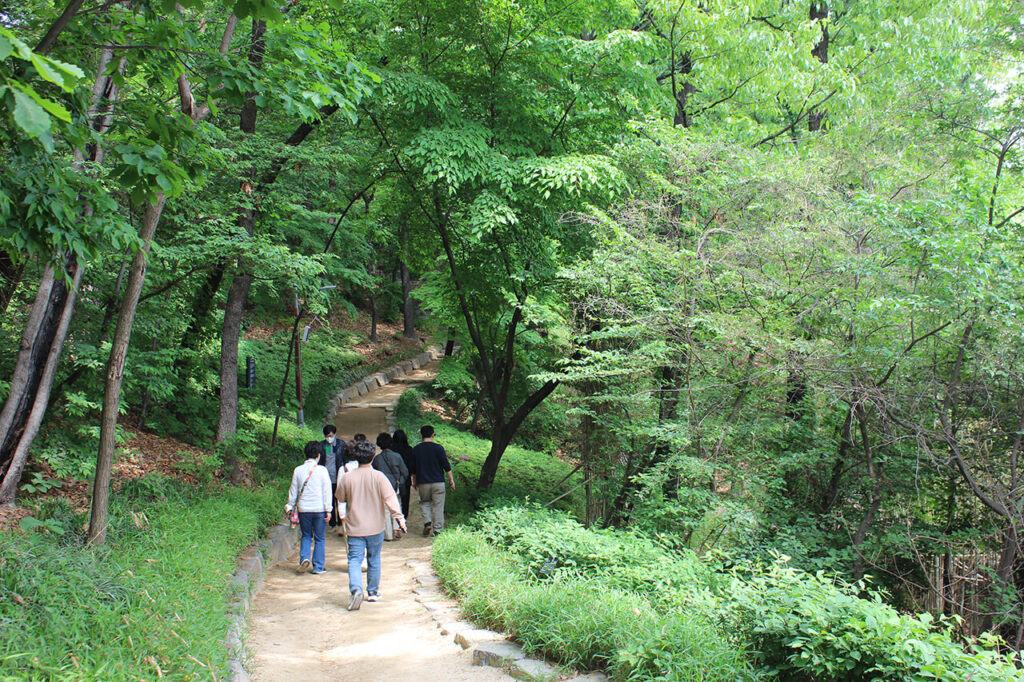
[225,519,298,681]
[324,345,445,423]
[407,557,607,682]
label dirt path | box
[247,364,509,682]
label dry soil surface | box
[247,364,509,682]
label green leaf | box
[11,88,52,137]
[11,82,71,123]
[0,32,11,61]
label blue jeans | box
[298,512,327,572]
[347,532,384,595]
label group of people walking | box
[284,425,455,611]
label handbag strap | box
[294,466,315,511]
[381,450,402,487]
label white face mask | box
[327,436,336,444]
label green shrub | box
[472,505,709,607]
[433,528,751,680]
[723,562,1024,681]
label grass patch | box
[0,478,283,679]
[433,527,751,680]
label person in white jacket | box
[285,441,334,574]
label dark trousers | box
[399,480,411,519]
[329,498,340,527]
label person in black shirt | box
[410,425,454,536]
[390,429,414,518]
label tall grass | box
[434,528,753,681]
[436,505,1024,682]
[0,478,282,679]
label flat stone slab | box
[454,628,505,649]
[565,674,609,681]
[413,585,443,596]
[429,609,463,623]
[473,641,525,668]
[438,620,470,636]
[415,575,441,587]
[509,658,560,681]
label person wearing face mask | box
[320,424,346,527]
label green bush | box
[723,562,1024,681]
[433,528,752,680]
[437,504,1024,681]
[0,479,282,679]
[472,505,709,605]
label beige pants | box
[418,482,446,531]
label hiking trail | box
[246,360,510,681]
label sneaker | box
[348,589,363,611]
[422,522,432,537]
[366,592,381,602]
[312,569,326,575]
[298,558,312,574]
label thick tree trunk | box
[88,195,166,544]
[0,259,84,503]
[216,271,253,479]
[216,19,266,482]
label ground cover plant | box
[434,505,1024,681]
[0,477,283,678]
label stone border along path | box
[324,346,445,428]
[407,556,609,682]
[225,346,608,681]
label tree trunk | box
[476,379,559,490]
[216,19,266,482]
[216,271,253,478]
[0,251,23,318]
[88,195,166,544]
[808,1,829,132]
[0,259,84,503]
[401,227,416,339]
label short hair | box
[376,432,392,449]
[353,439,376,465]
[353,433,366,442]
[420,425,434,439]
[323,424,337,436]
[304,441,324,460]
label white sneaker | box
[298,559,312,574]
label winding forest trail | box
[247,361,509,681]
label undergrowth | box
[434,505,1024,682]
[0,477,283,680]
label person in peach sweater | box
[336,439,408,610]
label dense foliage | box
[436,505,1024,680]
[3,0,1024,671]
